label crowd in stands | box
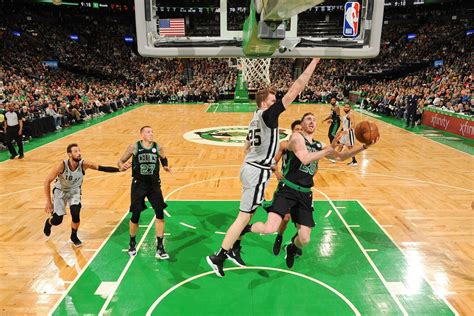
[0,1,472,150]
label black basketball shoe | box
[227,246,246,267]
[273,235,283,255]
[206,255,225,277]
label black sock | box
[130,235,136,244]
[352,156,357,163]
[71,228,77,237]
[240,224,252,236]
[291,233,298,243]
[157,236,163,247]
[216,248,228,259]
[232,239,241,250]
[276,234,283,239]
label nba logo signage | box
[344,2,360,37]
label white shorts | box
[53,187,82,216]
[340,129,355,147]
[239,163,272,213]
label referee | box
[3,104,24,159]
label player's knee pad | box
[130,211,141,224]
[50,213,63,226]
[154,208,164,220]
[70,204,81,223]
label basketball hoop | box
[238,58,271,89]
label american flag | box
[159,18,185,37]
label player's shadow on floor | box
[246,269,286,290]
[181,204,235,231]
[166,232,209,290]
[203,212,235,230]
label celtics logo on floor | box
[183,126,290,147]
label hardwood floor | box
[0,104,472,314]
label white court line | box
[0,164,242,198]
[215,231,226,235]
[324,210,332,218]
[336,206,346,209]
[98,211,159,315]
[313,188,408,316]
[97,176,239,315]
[48,210,130,316]
[139,225,148,228]
[356,200,459,316]
[317,167,474,193]
[163,177,238,201]
[164,233,171,236]
[357,109,473,157]
[145,266,361,316]
[164,210,171,217]
[180,222,196,230]
[4,161,472,198]
[162,176,238,217]
[365,249,378,252]
[0,105,145,166]
[348,225,360,228]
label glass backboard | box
[135,0,384,58]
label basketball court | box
[0,103,472,314]
[0,0,473,315]
[50,200,455,315]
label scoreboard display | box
[31,0,134,11]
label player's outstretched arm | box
[83,160,121,172]
[159,145,172,173]
[44,162,64,214]
[290,133,335,165]
[117,144,135,171]
[282,58,320,108]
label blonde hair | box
[255,88,276,108]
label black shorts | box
[269,182,315,228]
[130,178,167,219]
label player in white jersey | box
[43,143,127,246]
[338,103,358,166]
[206,58,321,277]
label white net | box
[238,58,271,89]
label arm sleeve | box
[262,100,285,128]
[98,165,120,173]
[159,157,168,167]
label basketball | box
[354,121,379,144]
